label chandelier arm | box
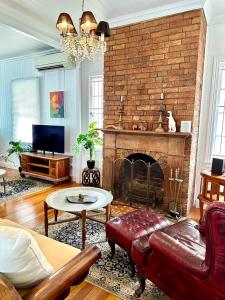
[82,0,84,12]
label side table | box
[82,167,100,187]
[198,170,225,223]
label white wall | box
[0,53,82,181]
[0,55,37,155]
[0,52,104,182]
[194,22,225,205]
[39,67,82,181]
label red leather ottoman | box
[105,208,170,276]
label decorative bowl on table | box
[66,193,97,204]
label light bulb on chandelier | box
[56,0,111,64]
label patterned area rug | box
[35,214,169,300]
[0,176,52,202]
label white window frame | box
[204,56,225,163]
[88,75,103,128]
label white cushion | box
[0,226,54,288]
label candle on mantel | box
[120,96,123,102]
[160,92,164,100]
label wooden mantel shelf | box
[100,128,192,138]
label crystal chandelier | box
[56,0,111,64]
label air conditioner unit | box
[34,52,75,71]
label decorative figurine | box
[132,124,138,130]
[139,124,147,131]
[167,111,176,132]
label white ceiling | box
[0,25,51,60]
[0,0,224,59]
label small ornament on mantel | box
[167,111,176,132]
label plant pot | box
[87,160,95,169]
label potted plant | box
[73,121,103,169]
[7,141,31,175]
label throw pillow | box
[0,226,54,288]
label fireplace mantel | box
[100,129,192,139]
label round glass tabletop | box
[46,186,113,212]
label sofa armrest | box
[24,245,101,300]
[149,231,209,279]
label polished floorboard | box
[0,168,200,299]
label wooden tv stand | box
[20,152,71,185]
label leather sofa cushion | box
[149,219,208,279]
[159,219,205,258]
[106,208,170,254]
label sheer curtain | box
[12,78,40,143]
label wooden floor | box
[0,168,200,300]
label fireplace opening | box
[114,153,164,208]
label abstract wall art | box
[50,91,64,118]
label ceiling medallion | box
[56,0,110,64]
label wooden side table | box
[198,170,225,223]
[82,167,100,187]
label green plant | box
[7,141,25,156]
[7,141,31,167]
[73,121,103,161]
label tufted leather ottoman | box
[105,208,170,276]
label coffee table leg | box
[3,177,6,193]
[82,210,87,249]
[44,201,49,237]
[54,209,58,222]
[106,204,111,222]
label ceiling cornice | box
[0,48,57,64]
[108,0,206,28]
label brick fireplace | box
[102,9,206,215]
[102,129,191,213]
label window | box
[211,60,225,158]
[89,75,103,128]
[12,78,40,143]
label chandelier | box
[56,0,111,64]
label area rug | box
[0,176,52,202]
[35,213,169,300]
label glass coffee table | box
[44,187,113,249]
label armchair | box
[132,202,225,299]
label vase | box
[87,160,95,169]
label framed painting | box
[50,91,64,118]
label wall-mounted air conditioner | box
[34,52,75,71]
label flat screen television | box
[32,125,65,154]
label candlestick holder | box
[105,96,125,130]
[155,93,166,133]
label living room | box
[0,0,225,299]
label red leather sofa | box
[131,202,225,299]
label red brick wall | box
[104,9,206,132]
[103,9,207,214]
